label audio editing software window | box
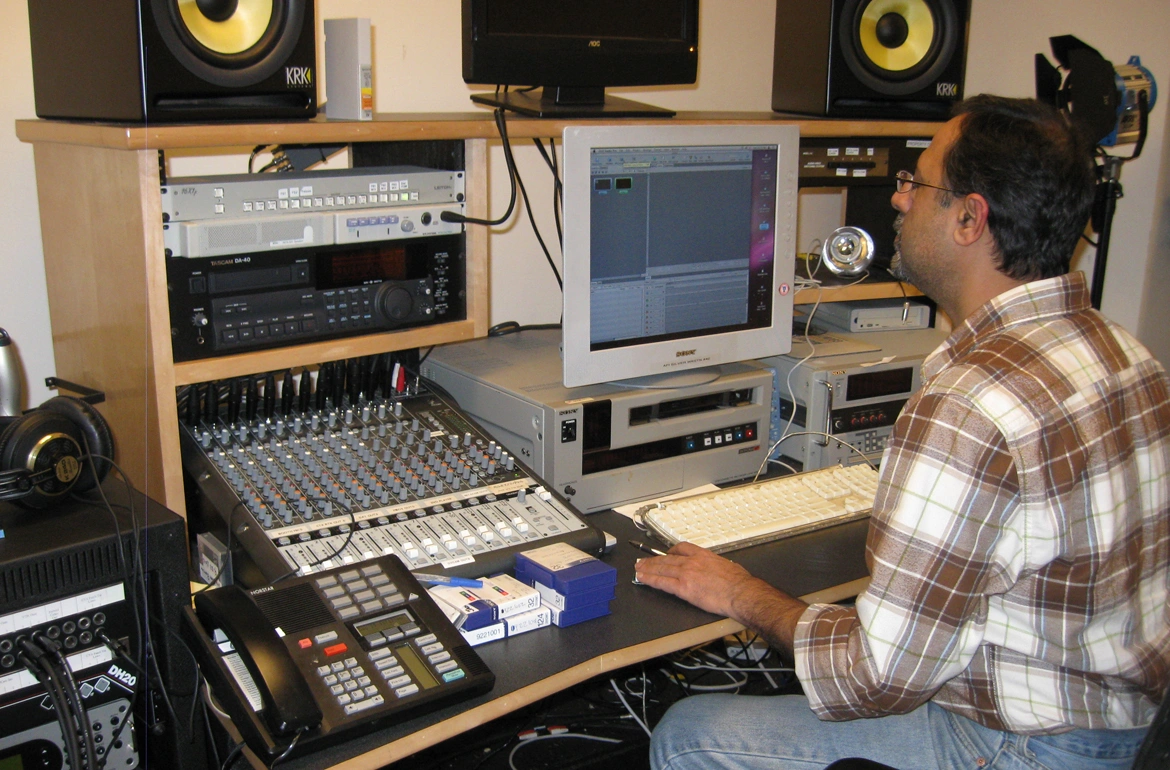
[588,144,777,349]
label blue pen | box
[412,572,483,588]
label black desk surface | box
[274,510,870,770]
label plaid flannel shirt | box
[794,271,1170,733]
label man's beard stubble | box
[889,213,910,283]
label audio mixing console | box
[179,359,603,586]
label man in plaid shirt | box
[637,95,1169,770]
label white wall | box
[3,0,1167,410]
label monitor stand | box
[470,88,675,119]
[609,365,724,391]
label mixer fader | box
[180,357,602,585]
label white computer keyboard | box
[635,464,881,553]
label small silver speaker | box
[823,226,875,276]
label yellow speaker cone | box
[858,0,935,72]
[177,0,273,55]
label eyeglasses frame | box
[894,170,959,196]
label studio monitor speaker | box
[772,0,969,119]
[27,0,316,122]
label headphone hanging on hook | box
[0,356,115,508]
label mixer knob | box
[423,429,432,442]
[361,406,371,421]
[377,404,387,419]
[463,432,472,447]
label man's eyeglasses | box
[895,170,958,195]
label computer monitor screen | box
[561,124,798,389]
[461,0,699,118]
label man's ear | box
[953,192,989,247]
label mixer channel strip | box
[636,463,881,553]
[181,384,602,583]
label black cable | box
[201,694,222,770]
[487,321,562,337]
[441,109,519,227]
[512,135,563,291]
[37,634,99,770]
[270,727,306,767]
[270,505,358,584]
[76,452,173,763]
[19,643,87,770]
[532,137,564,250]
[194,500,246,594]
[533,135,563,246]
[220,741,245,770]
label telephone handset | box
[193,586,323,736]
[182,554,496,762]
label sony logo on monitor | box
[676,349,697,358]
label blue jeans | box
[649,694,1149,770]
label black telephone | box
[182,555,495,761]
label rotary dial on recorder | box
[378,283,434,321]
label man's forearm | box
[728,576,809,656]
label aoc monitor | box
[461,0,699,117]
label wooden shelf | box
[795,281,923,305]
[16,111,941,149]
[17,112,936,517]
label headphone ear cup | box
[39,396,115,492]
[0,410,85,508]
[0,415,24,472]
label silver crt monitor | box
[561,124,800,388]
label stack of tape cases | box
[430,574,550,646]
[515,543,617,627]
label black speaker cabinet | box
[772,0,969,119]
[27,0,316,122]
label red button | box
[298,638,312,650]
[324,643,348,657]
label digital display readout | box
[319,245,409,288]
[354,609,413,638]
[845,367,914,402]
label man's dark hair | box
[943,94,1096,281]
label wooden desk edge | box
[323,576,871,770]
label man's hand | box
[634,541,809,655]
[633,541,755,617]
